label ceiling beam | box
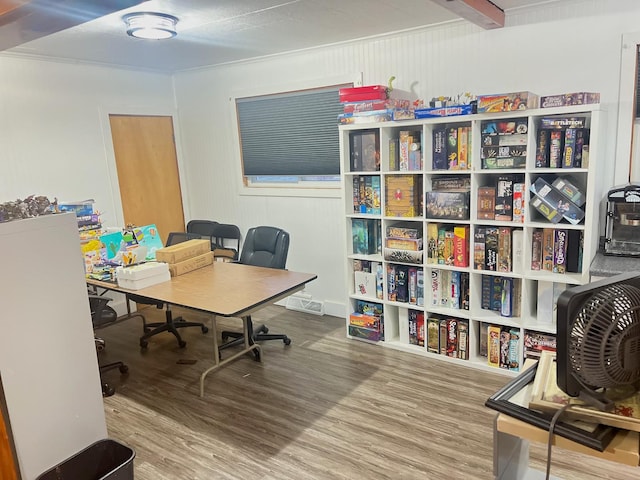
[431,0,505,29]
[0,0,144,51]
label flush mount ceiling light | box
[123,12,178,40]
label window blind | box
[236,86,345,177]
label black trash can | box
[37,439,135,480]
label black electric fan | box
[556,271,640,411]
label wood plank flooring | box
[98,305,639,479]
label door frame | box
[98,104,191,228]
[616,31,640,184]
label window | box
[236,84,349,189]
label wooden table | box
[494,414,640,479]
[88,262,317,396]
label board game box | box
[540,92,600,108]
[385,175,422,217]
[426,191,470,220]
[477,92,539,113]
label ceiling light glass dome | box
[123,12,178,40]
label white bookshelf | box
[339,104,605,376]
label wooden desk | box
[88,262,317,396]
[494,413,640,479]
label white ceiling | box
[2,0,552,72]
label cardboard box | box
[155,239,211,264]
[168,251,215,277]
[477,92,539,113]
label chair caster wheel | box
[119,365,129,374]
[102,384,115,397]
[140,340,148,349]
[253,350,261,362]
[283,337,291,346]
[263,326,270,334]
[201,326,209,334]
[221,333,229,341]
[178,340,187,348]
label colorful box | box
[432,125,448,170]
[350,130,379,172]
[540,92,600,108]
[385,175,422,217]
[552,176,586,206]
[530,177,585,224]
[482,156,526,170]
[477,187,496,220]
[425,191,470,220]
[477,92,539,113]
[339,85,388,103]
[414,104,475,118]
[386,223,422,239]
[488,325,502,368]
[348,324,381,342]
[349,312,381,330]
[384,248,423,264]
[385,237,423,251]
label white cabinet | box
[0,213,107,479]
[340,105,605,375]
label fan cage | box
[569,284,640,388]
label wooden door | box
[109,115,185,245]
[0,376,19,480]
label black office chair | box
[186,219,219,251]
[219,226,291,355]
[211,223,242,261]
[89,295,129,397]
[127,231,209,349]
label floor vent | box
[286,293,325,316]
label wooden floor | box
[98,305,639,480]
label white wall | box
[0,56,176,228]
[3,0,640,318]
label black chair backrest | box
[239,226,289,269]
[186,220,219,250]
[186,220,218,237]
[211,223,242,259]
[89,295,118,328]
[166,231,202,246]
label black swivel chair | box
[89,295,129,397]
[127,231,209,349]
[219,226,291,354]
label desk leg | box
[494,415,534,480]
[199,315,262,397]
